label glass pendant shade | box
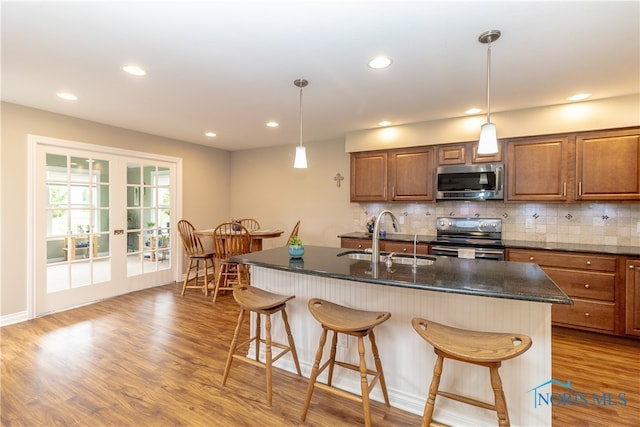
[477,122,498,154]
[294,146,307,168]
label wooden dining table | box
[195,228,284,252]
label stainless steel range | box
[432,217,505,261]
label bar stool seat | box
[302,298,391,427]
[222,286,301,406]
[412,318,532,427]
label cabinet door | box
[437,141,502,166]
[506,136,569,201]
[389,147,434,201]
[350,151,387,202]
[437,144,466,165]
[626,259,640,337]
[471,140,503,163]
[576,129,640,201]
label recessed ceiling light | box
[266,121,279,128]
[378,120,392,127]
[465,108,482,115]
[57,92,78,101]
[122,65,146,76]
[368,56,392,69]
[566,93,590,101]
[205,132,216,137]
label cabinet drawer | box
[552,299,615,332]
[544,268,615,301]
[340,238,372,250]
[383,241,430,255]
[508,249,616,272]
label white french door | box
[31,136,181,316]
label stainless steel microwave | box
[436,163,504,201]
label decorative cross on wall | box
[334,172,344,188]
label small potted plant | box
[288,235,304,258]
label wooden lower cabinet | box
[626,259,640,337]
[383,241,430,255]
[507,248,624,335]
[340,237,429,254]
[340,237,372,250]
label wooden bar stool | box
[411,318,532,427]
[302,299,391,427]
[222,286,301,406]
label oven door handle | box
[431,246,459,253]
[474,249,505,255]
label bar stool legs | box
[302,299,391,427]
[222,286,301,406]
[412,318,532,427]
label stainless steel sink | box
[338,251,435,266]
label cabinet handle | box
[584,284,590,289]
[529,256,535,261]
[631,265,636,269]
[584,312,591,318]
[586,261,591,266]
[562,182,566,197]
[578,181,582,196]
[358,244,362,248]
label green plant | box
[288,235,303,246]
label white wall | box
[1,102,230,317]
[229,139,352,248]
[345,94,639,152]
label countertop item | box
[231,245,572,305]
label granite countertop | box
[231,245,572,305]
[339,232,640,257]
[339,232,436,244]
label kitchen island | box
[231,246,571,426]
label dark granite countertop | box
[339,232,436,244]
[339,232,640,257]
[503,240,640,257]
[231,245,572,305]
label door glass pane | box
[128,164,141,185]
[45,153,110,293]
[127,208,141,230]
[94,159,109,183]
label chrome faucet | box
[371,210,400,265]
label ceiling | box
[2,1,639,152]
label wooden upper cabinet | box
[350,151,388,202]
[437,141,502,166]
[350,147,435,202]
[388,147,435,201]
[506,136,570,202]
[576,128,640,201]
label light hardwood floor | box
[1,283,638,426]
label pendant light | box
[293,78,309,168]
[477,30,501,155]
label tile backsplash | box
[352,201,640,247]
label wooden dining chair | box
[177,220,216,296]
[239,218,260,231]
[287,220,301,244]
[212,222,252,303]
